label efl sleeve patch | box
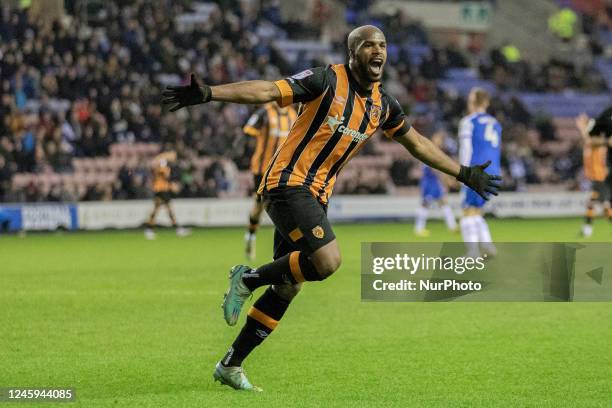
[283,66,327,104]
[291,70,314,80]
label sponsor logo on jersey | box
[326,114,344,133]
[326,115,369,143]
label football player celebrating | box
[163,25,500,391]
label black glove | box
[456,160,501,201]
[162,74,211,112]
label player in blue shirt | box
[458,88,501,257]
[415,132,457,236]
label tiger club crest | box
[312,226,325,239]
[370,105,381,123]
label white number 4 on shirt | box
[484,123,499,147]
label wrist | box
[456,165,469,183]
[202,85,212,102]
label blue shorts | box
[421,179,443,204]
[462,186,486,208]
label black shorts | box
[155,191,172,203]
[252,174,264,202]
[591,180,610,203]
[263,186,336,259]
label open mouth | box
[368,59,383,76]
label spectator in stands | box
[0,156,12,201]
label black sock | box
[585,207,594,224]
[248,216,259,235]
[242,251,320,292]
[221,287,291,367]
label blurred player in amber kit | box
[576,108,612,237]
[144,150,190,240]
[243,102,297,259]
[414,131,457,237]
[459,88,501,257]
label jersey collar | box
[344,64,378,98]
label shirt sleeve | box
[458,117,473,166]
[243,107,266,137]
[273,66,330,107]
[381,95,411,139]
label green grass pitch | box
[1,218,611,407]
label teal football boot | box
[222,265,252,326]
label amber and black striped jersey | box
[583,145,608,182]
[588,106,612,170]
[243,103,297,176]
[258,64,410,204]
[153,161,172,193]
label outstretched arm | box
[162,74,280,111]
[395,127,460,177]
[210,81,280,104]
[394,127,501,200]
[164,67,330,111]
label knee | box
[271,283,303,301]
[313,253,342,280]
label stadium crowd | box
[0,0,610,202]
